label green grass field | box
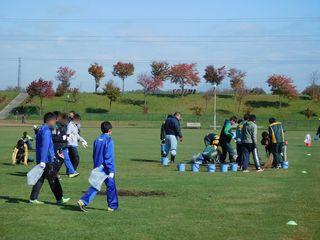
[7,92,320,124]
[0,125,319,240]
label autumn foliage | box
[26,78,55,115]
[112,62,135,94]
[203,65,227,86]
[228,68,248,113]
[168,63,200,95]
[150,61,170,82]
[88,63,105,93]
[137,73,163,112]
[267,74,298,108]
[56,67,76,88]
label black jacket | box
[52,122,68,150]
[164,115,182,138]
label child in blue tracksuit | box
[29,112,70,205]
[78,121,118,212]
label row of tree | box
[25,61,319,114]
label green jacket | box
[241,121,258,145]
[268,122,285,144]
[220,120,234,143]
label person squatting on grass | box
[163,112,183,163]
[241,115,264,172]
[29,112,70,205]
[67,113,88,171]
[52,111,79,178]
[21,131,33,150]
[268,118,285,168]
[219,116,238,163]
[78,121,118,212]
[12,139,33,165]
[260,131,275,169]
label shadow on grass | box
[130,158,159,163]
[0,195,29,204]
[120,98,144,106]
[9,171,27,177]
[217,109,233,115]
[85,107,108,114]
[97,189,167,197]
[245,100,289,108]
[151,93,179,99]
[217,94,233,99]
[2,163,12,166]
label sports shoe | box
[77,200,88,212]
[69,172,79,178]
[29,199,44,204]
[107,207,116,212]
[57,197,70,205]
[242,170,250,173]
[256,168,264,173]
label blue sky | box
[0,0,319,92]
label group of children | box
[12,111,87,178]
[194,114,287,172]
[13,110,118,212]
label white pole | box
[213,83,217,131]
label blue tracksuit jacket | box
[93,133,115,173]
[36,124,55,164]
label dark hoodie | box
[164,115,182,138]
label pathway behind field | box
[0,93,28,119]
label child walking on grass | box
[77,121,118,212]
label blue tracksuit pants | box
[62,148,76,174]
[81,177,118,209]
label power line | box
[0,36,318,43]
[0,17,319,23]
[0,57,319,65]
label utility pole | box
[17,57,21,91]
[213,83,217,131]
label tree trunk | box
[205,99,208,113]
[39,97,43,116]
[279,95,282,109]
[181,84,185,96]
[95,79,99,93]
[237,98,242,114]
[144,93,147,113]
[109,99,112,110]
[122,78,125,94]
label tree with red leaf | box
[302,71,320,101]
[168,63,200,96]
[88,63,105,93]
[267,74,298,108]
[26,78,55,115]
[112,62,134,94]
[137,73,163,112]
[151,61,170,82]
[228,68,248,113]
[56,66,76,89]
[203,65,227,86]
[203,65,227,130]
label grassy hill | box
[4,92,320,130]
[0,91,19,110]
